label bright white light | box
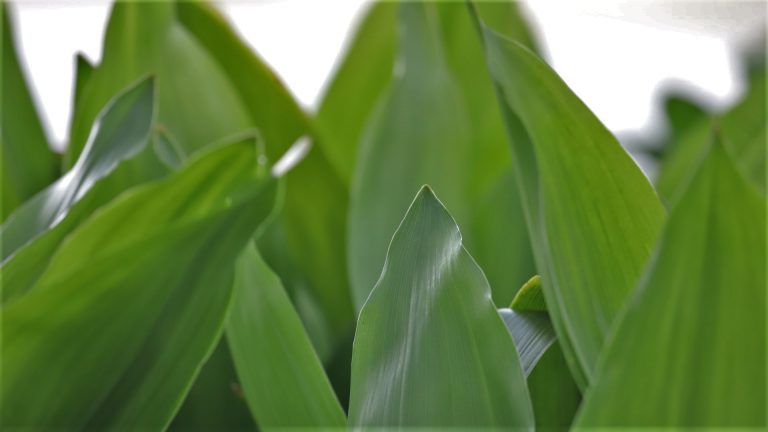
[11,2,110,150]
[10,0,756,153]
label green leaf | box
[575,139,766,427]
[348,2,535,310]
[66,3,250,166]
[78,1,353,342]
[1,3,59,221]
[1,132,168,304]
[167,340,255,432]
[1,139,276,429]
[510,275,546,311]
[316,2,397,184]
[657,68,766,204]
[1,77,158,260]
[478,21,665,388]
[526,344,581,431]
[73,53,95,112]
[226,243,346,428]
[178,1,354,337]
[349,186,534,428]
[499,308,555,377]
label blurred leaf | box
[510,274,546,311]
[1,77,157,260]
[73,53,95,112]
[180,0,354,337]
[478,22,665,388]
[657,68,766,204]
[168,340,255,432]
[349,187,533,428]
[66,3,250,166]
[73,1,353,344]
[575,138,766,427]
[1,139,276,429]
[1,3,59,221]
[527,344,581,431]
[499,308,555,377]
[349,2,536,310]
[316,2,397,184]
[227,243,346,429]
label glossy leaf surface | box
[227,244,346,429]
[575,141,766,427]
[479,23,665,387]
[348,3,536,310]
[1,3,59,220]
[1,78,157,259]
[499,308,556,377]
[1,140,276,429]
[349,187,533,428]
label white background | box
[8,0,767,154]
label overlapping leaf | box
[1,139,276,429]
[69,2,352,344]
[1,77,159,261]
[656,67,766,204]
[478,19,665,388]
[316,2,397,184]
[226,244,346,429]
[576,139,766,427]
[348,2,536,310]
[349,186,533,428]
[1,3,59,221]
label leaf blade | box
[349,186,533,428]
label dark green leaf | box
[349,186,533,428]
[478,21,665,388]
[227,243,346,428]
[1,3,59,221]
[1,139,276,429]
[527,344,581,431]
[575,139,766,427]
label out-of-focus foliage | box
[576,139,766,427]
[1,4,59,221]
[1,0,764,429]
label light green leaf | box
[510,274,546,311]
[1,139,276,429]
[349,2,535,311]
[478,21,665,388]
[1,77,157,260]
[316,2,397,184]
[499,308,555,377]
[227,243,346,429]
[349,186,533,428]
[575,139,766,427]
[1,3,59,221]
